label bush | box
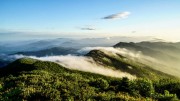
[0,83,2,90]
[153,90,179,101]
[154,79,180,99]
[133,79,154,97]
[119,77,130,92]
[90,78,109,90]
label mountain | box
[86,50,176,80]
[114,42,180,58]
[0,38,73,54]
[114,41,180,58]
[1,40,180,100]
[0,59,9,68]
[0,36,155,54]
[0,54,14,68]
[173,42,180,48]
[1,47,180,100]
[14,47,79,57]
[114,42,180,69]
[136,42,180,58]
[0,57,180,100]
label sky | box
[0,0,180,41]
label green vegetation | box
[0,58,180,101]
[86,50,176,80]
[114,42,180,69]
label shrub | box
[90,78,109,90]
[118,77,130,92]
[153,90,179,101]
[134,79,154,97]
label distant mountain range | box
[14,47,79,57]
[0,36,155,54]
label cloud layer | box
[103,11,131,20]
[32,55,135,79]
[2,46,180,78]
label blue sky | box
[0,0,180,41]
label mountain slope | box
[86,50,176,80]
[114,42,180,61]
[136,42,180,58]
[1,41,180,100]
[114,42,180,59]
[0,58,180,100]
[114,42,180,77]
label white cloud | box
[103,11,131,20]
[34,55,135,79]
[4,53,135,79]
[80,27,96,30]
[78,47,142,58]
[78,25,96,30]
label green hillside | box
[113,42,180,78]
[86,50,176,80]
[0,56,180,100]
[114,42,180,61]
[137,42,180,59]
